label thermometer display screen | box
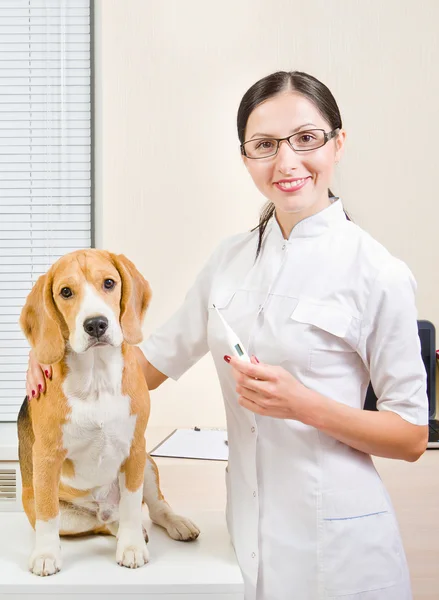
[234,344,244,357]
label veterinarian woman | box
[27,71,429,600]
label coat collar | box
[267,198,347,243]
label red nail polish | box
[45,370,49,378]
[224,355,231,363]
[253,355,260,363]
[38,384,42,391]
[31,390,35,397]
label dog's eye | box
[104,279,115,290]
[60,287,73,298]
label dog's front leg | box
[117,445,149,569]
[29,446,64,576]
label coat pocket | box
[321,490,403,596]
[290,300,353,339]
[290,300,359,374]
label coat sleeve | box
[357,259,429,425]
[140,242,225,381]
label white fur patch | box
[143,458,161,505]
[30,515,62,576]
[61,346,136,495]
[70,283,123,353]
[119,472,143,526]
[117,472,148,568]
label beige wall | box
[94,0,439,428]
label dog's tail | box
[17,398,36,528]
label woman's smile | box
[274,176,312,193]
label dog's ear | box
[19,272,65,365]
[110,253,152,345]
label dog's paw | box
[29,547,62,576]
[116,532,149,569]
[165,515,200,541]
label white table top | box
[0,511,243,597]
[0,424,244,599]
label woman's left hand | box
[225,355,312,421]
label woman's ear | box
[334,128,347,164]
[19,272,65,365]
[110,253,152,345]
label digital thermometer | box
[213,304,251,362]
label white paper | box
[150,428,228,461]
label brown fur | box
[148,453,165,502]
[110,253,151,345]
[62,459,75,479]
[120,343,150,492]
[19,270,66,366]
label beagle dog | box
[18,249,199,577]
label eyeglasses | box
[241,128,340,159]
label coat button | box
[251,427,255,433]
[253,491,257,497]
[251,552,256,558]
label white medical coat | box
[142,199,428,600]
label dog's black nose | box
[83,316,108,338]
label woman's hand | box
[225,355,427,461]
[225,355,311,421]
[26,350,52,400]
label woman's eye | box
[60,287,73,298]
[104,279,115,290]
[299,134,315,143]
[256,140,275,150]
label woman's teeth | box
[277,178,307,190]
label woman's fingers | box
[26,366,42,400]
[27,351,52,400]
[43,364,52,380]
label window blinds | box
[0,0,92,421]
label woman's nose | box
[275,139,299,174]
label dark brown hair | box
[237,71,348,257]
